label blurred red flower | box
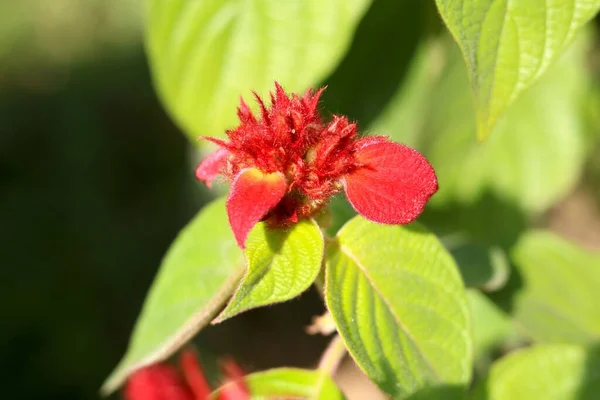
[124,349,249,400]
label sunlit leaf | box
[474,344,600,399]
[211,368,346,400]
[325,216,472,398]
[214,219,324,322]
[435,0,600,139]
[374,35,591,215]
[502,230,600,343]
[146,0,372,142]
[102,198,245,394]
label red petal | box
[344,138,438,224]
[218,380,249,400]
[124,364,194,400]
[195,148,230,188]
[179,349,212,400]
[227,168,287,248]
[218,359,249,400]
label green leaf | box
[320,0,430,128]
[443,236,510,291]
[214,219,324,322]
[474,344,600,400]
[435,0,600,140]
[146,0,372,142]
[211,368,346,400]
[375,34,590,215]
[325,216,472,398]
[467,289,514,358]
[406,385,467,400]
[502,230,600,343]
[428,34,588,212]
[368,39,446,148]
[101,198,245,394]
[325,195,356,237]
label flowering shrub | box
[102,1,600,399]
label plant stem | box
[317,334,346,376]
[313,268,326,300]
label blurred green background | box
[2,1,600,399]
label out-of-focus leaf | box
[211,368,346,400]
[428,35,589,213]
[146,0,372,142]
[474,344,600,400]
[443,236,510,292]
[373,34,590,215]
[435,0,600,140]
[322,0,431,127]
[467,289,513,358]
[369,39,446,148]
[102,198,245,394]
[405,385,466,400]
[325,216,472,399]
[325,195,356,237]
[214,219,324,322]
[499,230,600,344]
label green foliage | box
[145,0,372,142]
[325,216,472,398]
[211,368,346,400]
[467,289,514,358]
[474,344,600,399]
[444,237,510,291]
[102,198,245,394]
[214,219,324,322]
[498,230,600,344]
[320,0,432,127]
[374,34,591,215]
[435,0,600,140]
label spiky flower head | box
[196,83,438,247]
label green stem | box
[313,268,326,300]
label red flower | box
[124,349,249,400]
[196,83,438,247]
